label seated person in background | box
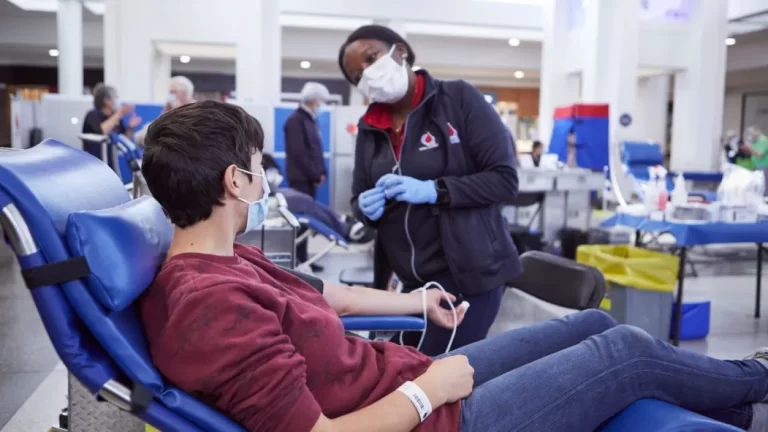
[261,153,374,244]
[531,140,543,167]
[134,75,196,148]
[82,83,141,160]
[140,101,768,432]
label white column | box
[537,0,579,146]
[349,84,366,106]
[103,0,120,88]
[152,50,171,103]
[671,1,728,171]
[56,0,83,95]
[104,0,152,101]
[236,0,281,105]
[580,0,640,144]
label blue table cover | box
[601,213,768,247]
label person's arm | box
[98,111,124,135]
[437,81,519,208]
[350,132,381,227]
[750,138,768,158]
[323,280,465,327]
[279,267,464,327]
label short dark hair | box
[142,101,265,228]
[532,140,543,149]
[337,24,416,84]
[92,83,116,109]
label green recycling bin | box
[577,245,680,340]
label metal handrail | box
[0,203,38,256]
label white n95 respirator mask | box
[357,45,409,104]
[236,167,271,236]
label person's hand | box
[358,187,386,221]
[376,174,437,205]
[414,355,474,406]
[316,174,326,187]
[118,103,135,117]
[128,115,142,129]
[416,290,466,329]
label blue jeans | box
[446,310,765,431]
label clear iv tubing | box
[399,281,459,355]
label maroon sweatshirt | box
[140,244,461,432]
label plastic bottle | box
[657,172,669,211]
[644,171,659,211]
[671,173,688,206]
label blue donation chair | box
[621,141,721,202]
[0,141,738,431]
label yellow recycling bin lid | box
[577,245,679,293]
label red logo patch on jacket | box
[447,123,461,144]
[419,132,439,151]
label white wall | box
[723,92,744,134]
[634,75,670,150]
[728,0,768,19]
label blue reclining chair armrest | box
[341,316,425,332]
[296,214,348,247]
[599,399,741,432]
[279,267,425,332]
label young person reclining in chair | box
[140,101,768,432]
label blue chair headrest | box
[622,142,663,166]
[66,196,172,311]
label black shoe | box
[310,263,324,273]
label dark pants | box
[400,281,504,357]
[289,181,316,199]
[289,181,316,264]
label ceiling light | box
[300,60,311,69]
[49,49,59,57]
[412,65,422,71]
[725,37,736,46]
[179,55,191,64]
[514,70,525,79]
[70,117,79,125]
[508,38,521,47]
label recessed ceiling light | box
[508,38,521,47]
[49,49,60,57]
[725,37,736,46]
[514,70,525,79]
[70,117,79,125]
[179,55,191,63]
[300,60,311,69]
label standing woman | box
[338,25,521,356]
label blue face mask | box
[236,167,271,236]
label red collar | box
[362,73,426,130]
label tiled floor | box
[3,239,768,429]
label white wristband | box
[397,381,433,422]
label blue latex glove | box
[376,174,437,205]
[358,187,386,221]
